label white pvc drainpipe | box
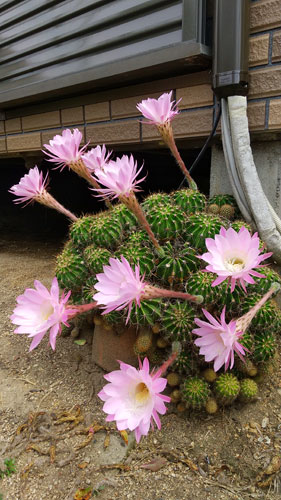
[221,95,281,264]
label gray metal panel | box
[0,0,210,107]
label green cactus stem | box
[141,192,171,211]
[186,271,218,304]
[172,188,206,214]
[239,378,258,402]
[184,213,227,251]
[129,299,162,326]
[56,245,88,291]
[182,376,210,409]
[156,241,200,285]
[253,332,276,362]
[215,373,240,405]
[145,202,186,240]
[161,301,195,342]
[116,242,155,277]
[83,245,111,274]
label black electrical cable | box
[178,100,222,188]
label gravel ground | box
[0,234,281,500]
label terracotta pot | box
[92,322,138,371]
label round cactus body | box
[156,241,200,284]
[205,397,218,414]
[70,215,97,247]
[172,188,206,214]
[145,202,186,240]
[202,368,217,383]
[141,192,171,211]
[111,203,138,230]
[186,271,218,303]
[182,376,210,409]
[174,351,194,374]
[167,372,181,387]
[135,328,153,353]
[127,230,151,246]
[219,204,236,220]
[90,212,122,248]
[56,245,88,290]
[215,373,240,405]
[147,348,165,366]
[253,332,276,362]
[83,245,111,274]
[239,330,255,352]
[250,267,281,295]
[82,275,98,303]
[208,194,238,220]
[161,301,195,342]
[231,220,252,234]
[116,242,155,276]
[129,299,162,326]
[184,213,227,251]
[239,378,258,402]
[241,294,281,333]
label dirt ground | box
[0,234,281,500]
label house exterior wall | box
[0,0,280,157]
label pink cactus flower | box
[93,256,147,320]
[43,128,87,168]
[92,154,146,199]
[10,278,75,351]
[136,91,180,125]
[9,166,48,205]
[81,145,112,173]
[200,226,272,292]
[98,357,170,442]
[9,166,78,221]
[193,307,246,371]
[93,256,203,322]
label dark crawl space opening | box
[0,147,211,243]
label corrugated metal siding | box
[0,0,210,107]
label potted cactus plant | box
[9,91,281,442]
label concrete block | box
[22,111,61,131]
[249,34,269,66]
[272,30,281,63]
[177,84,213,109]
[61,106,84,125]
[5,118,21,133]
[85,102,110,122]
[210,142,281,218]
[7,132,41,152]
[86,120,139,144]
[249,67,281,98]
[250,0,281,33]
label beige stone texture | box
[250,0,281,33]
[272,31,281,62]
[0,121,5,134]
[85,102,110,122]
[5,118,22,133]
[41,128,63,146]
[22,111,61,131]
[41,127,85,147]
[0,138,7,152]
[61,106,84,125]
[7,133,41,152]
[86,120,139,145]
[177,84,213,109]
[249,67,281,98]
[249,34,269,66]
[268,98,281,129]
[173,108,213,138]
[111,92,161,119]
[247,101,266,130]
[142,108,213,141]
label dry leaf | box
[74,486,92,500]
[104,433,110,448]
[120,430,128,445]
